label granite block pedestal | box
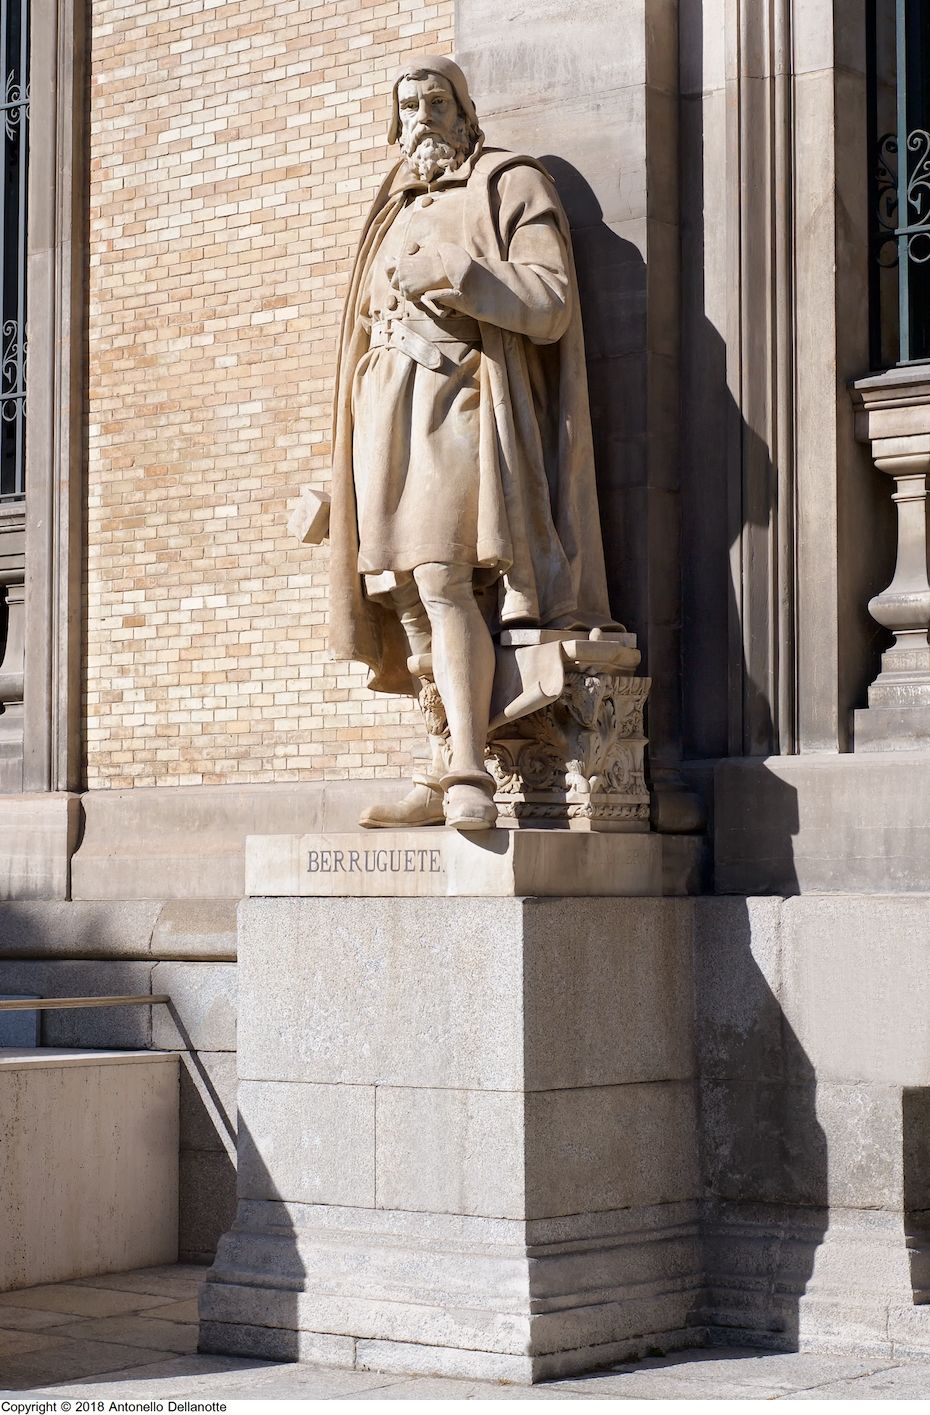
[200,830,703,1382]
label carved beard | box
[400,122,473,182]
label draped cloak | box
[329,145,615,696]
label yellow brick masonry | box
[86,0,453,787]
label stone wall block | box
[238,1079,375,1208]
[525,1082,699,1218]
[179,1150,237,1266]
[179,1049,237,1153]
[699,1079,827,1208]
[481,89,647,229]
[0,793,80,900]
[151,900,238,960]
[714,755,930,894]
[457,0,647,114]
[0,960,155,1047]
[375,1087,524,1218]
[236,897,525,1090]
[815,1084,906,1210]
[780,896,930,1086]
[903,1087,930,1215]
[0,901,161,958]
[522,898,695,1089]
[152,961,237,1053]
[693,896,785,1081]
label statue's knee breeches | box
[411,561,475,614]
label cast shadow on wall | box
[543,157,828,1343]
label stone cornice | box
[850,365,930,442]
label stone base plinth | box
[853,705,930,752]
[200,895,702,1381]
[702,1202,930,1358]
[245,828,666,899]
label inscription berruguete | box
[307,847,442,874]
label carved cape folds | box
[329,144,615,695]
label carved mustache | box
[406,127,453,150]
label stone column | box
[851,369,930,748]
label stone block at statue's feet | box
[245,827,664,898]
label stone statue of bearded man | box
[329,55,616,830]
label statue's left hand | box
[387,252,451,302]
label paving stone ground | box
[1,1265,930,1400]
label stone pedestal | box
[200,891,702,1382]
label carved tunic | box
[350,165,570,578]
[352,183,483,573]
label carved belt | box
[367,314,480,371]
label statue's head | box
[388,55,482,182]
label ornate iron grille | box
[0,0,28,500]
[869,0,930,367]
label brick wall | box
[86,0,453,787]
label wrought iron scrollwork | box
[2,69,27,140]
[0,0,29,499]
[0,320,23,422]
[876,132,899,269]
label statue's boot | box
[359,776,445,829]
[443,771,497,831]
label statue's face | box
[396,73,460,154]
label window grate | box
[0,0,28,499]
[868,0,930,368]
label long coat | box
[329,145,615,695]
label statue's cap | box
[387,54,479,143]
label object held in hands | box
[288,486,331,545]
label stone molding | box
[22,0,87,792]
[201,1198,703,1382]
[724,0,799,756]
[702,1201,930,1357]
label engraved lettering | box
[308,843,445,876]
